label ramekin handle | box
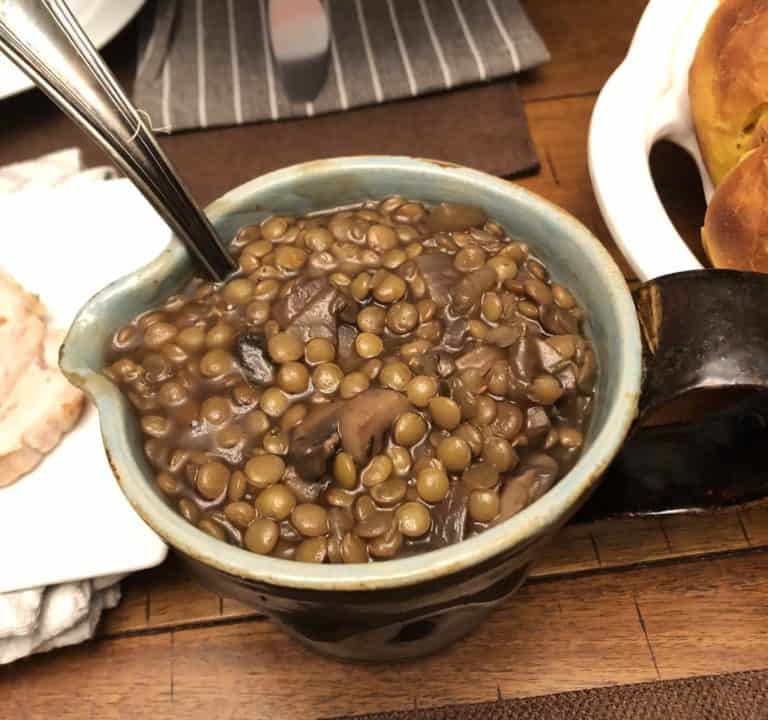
[578,270,768,521]
[588,67,703,282]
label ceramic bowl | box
[61,156,641,660]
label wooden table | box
[4,2,768,718]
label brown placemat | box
[331,670,768,720]
[154,81,540,206]
[0,19,540,206]
[134,0,549,131]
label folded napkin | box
[0,149,124,665]
[134,0,549,132]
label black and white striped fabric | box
[133,0,549,132]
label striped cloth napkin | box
[133,0,549,132]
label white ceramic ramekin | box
[589,0,718,281]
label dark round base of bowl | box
[179,537,543,661]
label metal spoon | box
[0,0,236,281]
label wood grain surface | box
[6,551,768,719]
[4,0,760,717]
[98,501,767,639]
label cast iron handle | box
[578,270,768,522]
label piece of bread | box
[689,0,768,187]
[0,270,46,400]
[0,330,85,488]
[0,328,85,488]
[0,269,85,488]
[702,142,768,271]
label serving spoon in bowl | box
[0,0,237,281]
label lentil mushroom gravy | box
[105,198,597,563]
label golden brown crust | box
[690,0,768,186]
[0,447,41,489]
[703,143,768,271]
[0,329,86,488]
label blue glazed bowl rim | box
[61,156,641,592]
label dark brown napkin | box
[331,670,768,720]
[154,80,541,207]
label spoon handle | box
[269,0,331,101]
[0,0,236,281]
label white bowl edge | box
[588,0,719,282]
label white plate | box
[0,178,168,594]
[0,0,146,102]
[588,0,718,281]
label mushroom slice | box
[234,332,275,385]
[536,338,569,374]
[339,389,410,464]
[452,266,497,314]
[442,317,469,350]
[411,252,461,307]
[540,304,579,336]
[508,334,542,385]
[428,482,468,549]
[336,324,361,373]
[520,453,559,502]
[287,401,341,482]
[455,345,504,374]
[425,202,488,233]
[272,276,346,341]
[497,453,559,521]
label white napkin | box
[0,149,126,665]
